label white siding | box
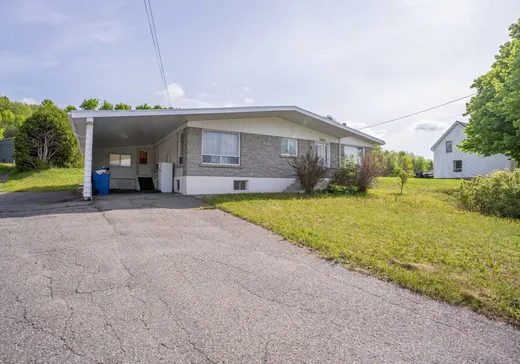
[340,135,377,148]
[187,117,339,143]
[93,145,156,190]
[433,124,511,178]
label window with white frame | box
[109,153,131,167]
[446,141,453,153]
[314,143,330,167]
[281,138,298,156]
[202,131,240,165]
[233,180,248,191]
[344,145,364,164]
[453,160,462,172]
[178,132,185,165]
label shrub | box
[288,151,328,194]
[394,166,414,194]
[356,154,381,192]
[457,169,520,218]
[330,154,381,193]
[330,155,357,189]
[14,103,82,170]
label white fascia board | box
[69,105,385,145]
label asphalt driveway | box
[0,193,518,363]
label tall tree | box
[153,104,163,109]
[135,103,152,110]
[99,100,114,110]
[114,103,132,110]
[64,105,77,112]
[80,98,100,110]
[461,18,520,161]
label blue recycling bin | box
[92,171,111,195]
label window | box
[446,141,453,153]
[281,138,298,156]
[314,143,330,167]
[453,160,462,172]
[234,180,247,191]
[176,179,180,191]
[138,150,148,164]
[344,145,364,164]
[202,131,240,165]
[109,153,131,167]
[178,132,184,165]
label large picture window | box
[344,145,364,164]
[202,131,240,165]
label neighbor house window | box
[109,153,131,167]
[202,131,240,165]
[234,180,248,191]
[446,141,453,153]
[344,145,364,164]
[139,150,148,164]
[453,160,462,172]
[314,143,330,167]
[281,138,298,156]
[178,132,184,165]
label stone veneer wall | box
[184,127,320,178]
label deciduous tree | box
[461,18,520,162]
[80,98,100,110]
[115,103,132,110]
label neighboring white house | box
[69,106,384,199]
[431,121,513,178]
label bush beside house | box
[14,103,82,170]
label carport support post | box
[83,117,94,200]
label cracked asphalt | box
[0,193,518,363]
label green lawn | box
[0,168,83,192]
[206,177,520,325]
[0,163,16,176]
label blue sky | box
[1,0,519,157]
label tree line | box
[372,147,433,175]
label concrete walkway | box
[0,193,518,363]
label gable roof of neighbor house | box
[430,121,467,151]
[69,105,385,146]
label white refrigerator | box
[157,162,173,193]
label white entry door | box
[314,143,330,167]
[137,149,150,175]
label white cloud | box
[20,97,40,105]
[414,120,449,131]
[157,82,218,108]
[243,86,250,91]
[0,51,59,74]
[243,98,254,104]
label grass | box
[0,163,16,176]
[0,167,83,192]
[206,177,520,326]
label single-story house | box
[0,137,15,163]
[431,121,514,178]
[69,106,384,199]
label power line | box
[143,0,173,108]
[358,93,474,130]
[359,74,520,131]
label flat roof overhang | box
[69,106,385,148]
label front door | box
[137,149,150,176]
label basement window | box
[109,153,131,167]
[233,180,248,191]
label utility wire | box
[360,74,520,131]
[143,0,173,108]
[358,93,474,130]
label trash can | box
[92,169,111,195]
